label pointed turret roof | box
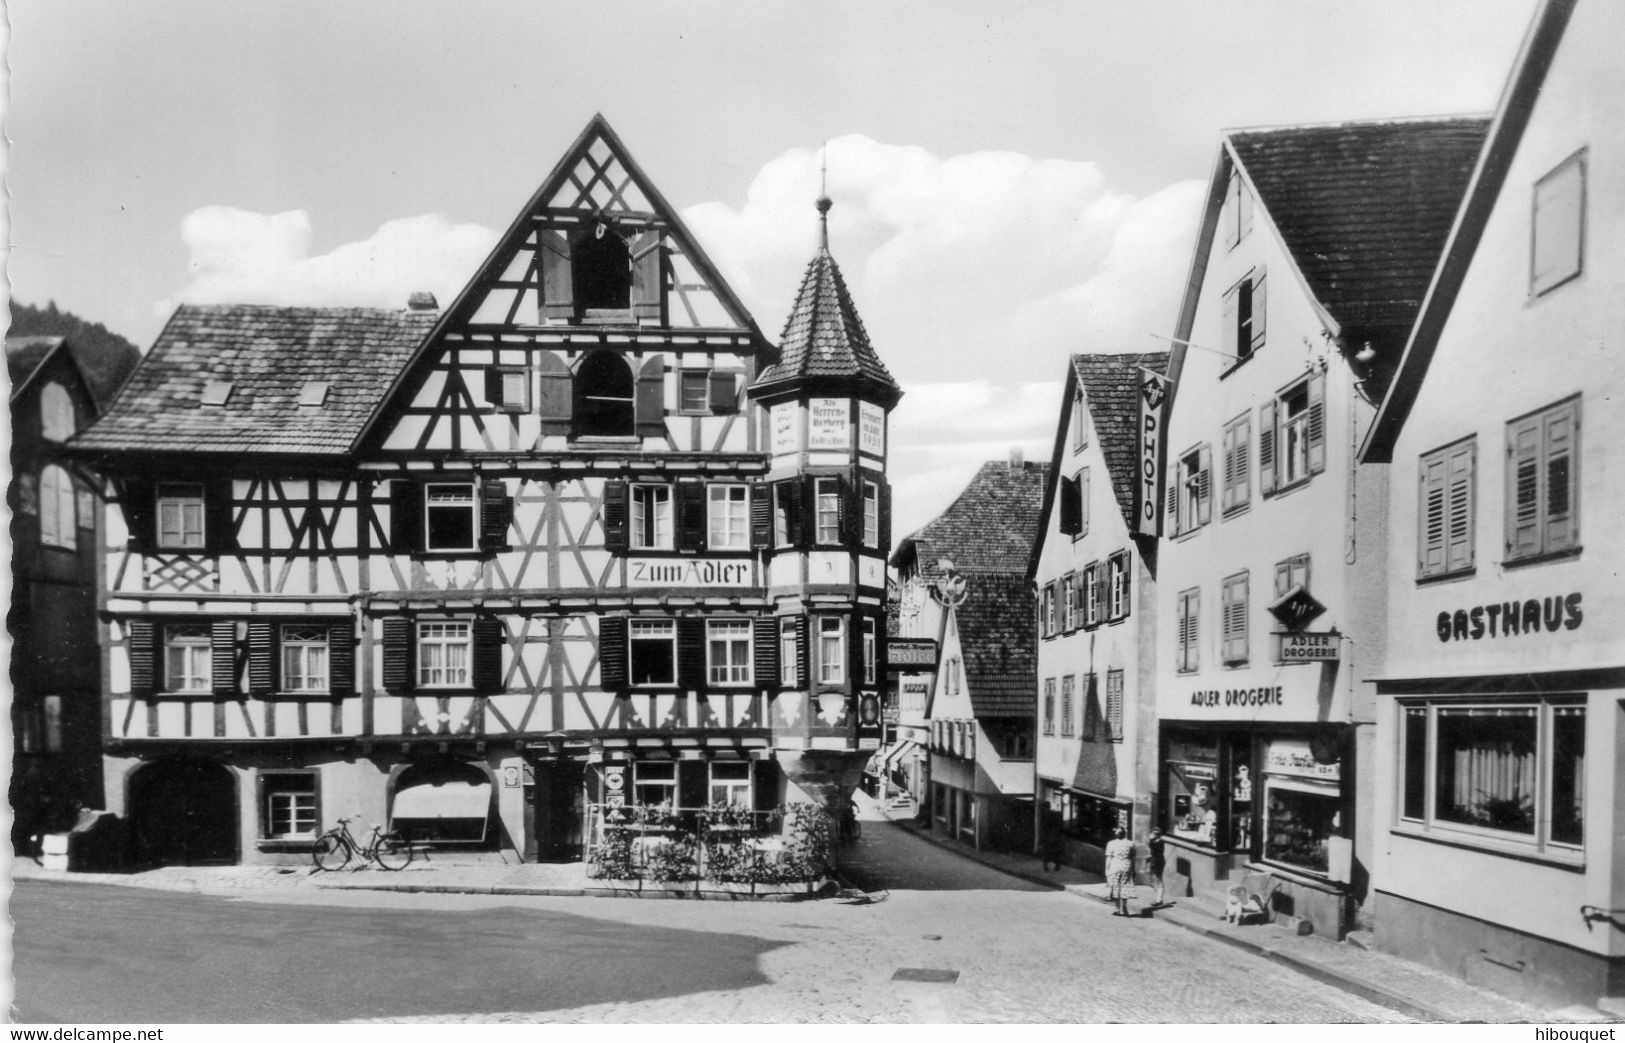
[751,200,902,406]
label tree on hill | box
[8,300,142,407]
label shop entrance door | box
[128,758,238,866]
[527,759,585,862]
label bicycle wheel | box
[372,831,413,871]
[312,833,349,871]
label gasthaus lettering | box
[628,559,753,587]
[1435,592,1582,642]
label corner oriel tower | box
[748,193,903,807]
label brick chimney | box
[407,292,439,312]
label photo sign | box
[808,398,850,449]
[1137,367,1173,537]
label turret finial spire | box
[816,142,832,250]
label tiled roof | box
[1073,352,1168,529]
[1229,117,1490,335]
[752,247,901,401]
[892,459,1050,580]
[957,572,1036,719]
[7,336,63,391]
[71,305,436,456]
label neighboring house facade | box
[1156,116,1487,936]
[69,116,899,867]
[1361,0,1625,1008]
[892,456,1045,852]
[1029,352,1165,873]
[8,335,139,852]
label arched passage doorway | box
[128,758,239,866]
[390,759,497,850]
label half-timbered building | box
[70,115,900,866]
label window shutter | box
[779,479,805,549]
[678,760,707,809]
[1446,443,1476,573]
[205,479,237,554]
[1188,591,1200,670]
[248,621,278,695]
[1507,417,1542,558]
[677,618,706,690]
[754,617,780,688]
[1222,286,1239,361]
[1058,477,1078,535]
[598,616,628,690]
[1093,565,1109,626]
[750,483,773,549]
[1221,424,1238,513]
[479,479,513,553]
[484,366,503,407]
[676,481,707,552]
[128,619,156,697]
[382,617,415,693]
[1419,454,1447,575]
[1544,404,1577,553]
[540,230,574,323]
[802,474,821,546]
[794,616,810,688]
[1306,371,1327,475]
[535,350,573,434]
[1119,556,1132,621]
[848,615,866,689]
[122,480,155,551]
[841,476,860,547]
[634,354,667,438]
[211,620,237,696]
[1259,399,1278,497]
[754,759,781,813]
[879,482,892,550]
[1196,444,1213,526]
[1106,671,1124,742]
[1238,181,1253,241]
[391,480,423,553]
[1080,468,1090,536]
[472,616,505,693]
[1224,176,1240,251]
[708,371,738,414]
[601,480,629,551]
[328,621,355,695]
[1166,477,1178,529]
[1250,271,1267,354]
[630,230,664,325]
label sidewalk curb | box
[875,810,1458,1024]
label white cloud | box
[157,207,497,316]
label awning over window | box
[880,739,921,773]
[391,780,492,843]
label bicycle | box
[311,815,414,871]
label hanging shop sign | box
[1136,367,1173,537]
[628,558,754,588]
[1269,585,1326,631]
[808,398,850,449]
[859,401,886,456]
[1276,631,1340,662]
[887,639,939,668]
[1434,591,1582,642]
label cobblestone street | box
[16,807,1408,1023]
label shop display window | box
[1263,780,1338,874]
[1166,762,1220,845]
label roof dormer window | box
[298,381,330,406]
[201,381,234,406]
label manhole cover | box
[892,968,960,983]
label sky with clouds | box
[8,0,1539,536]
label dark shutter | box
[1166,477,1179,528]
[328,620,355,695]
[479,479,513,553]
[598,616,628,690]
[840,476,857,547]
[1306,371,1327,475]
[1250,271,1268,354]
[121,480,155,551]
[750,483,773,549]
[540,230,574,323]
[1196,444,1213,526]
[677,617,707,690]
[678,760,707,809]
[391,480,423,553]
[753,759,780,813]
[484,367,503,408]
[205,478,237,554]
[780,480,804,549]
[601,480,629,551]
[634,354,666,438]
[128,619,156,696]
[753,617,779,687]
[382,617,415,693]
[794,616,810,688]
[708,371,738,414]
[211,620,237,696]
[535,350,573,434]
[248,621,278,695]
[1119,557,1133,621]
[848,615,865,690]
[630,230,664,325]
[1259,399,1278,497]
[879,482,892,551]
[676,481,707,552]
[1059,476,1080,535]
[472,616,505,693]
